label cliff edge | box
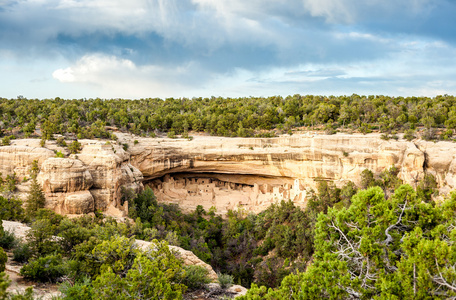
[1,133,455,215]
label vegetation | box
[240,185,456,299]
[127,167,411,289]
[1,95,456,139]
[25,161,46,219]
[0,118,449,299]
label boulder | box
[63,191,95,214]
[38,158,93,193]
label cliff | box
[0,139,143,217]
[1,133,456,216]
[126,133,432,213]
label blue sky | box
[1,0,456,99]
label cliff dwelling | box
[146,172,309,215]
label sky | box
[1,0,456,99]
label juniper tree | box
[25,160,46,218]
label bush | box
[26,219,61,257]
[13,243,32,263]
[20,254,68,282]
[218,273,234,289]
[0,230,16,250]
[0,272,8,297]
[59,276,93,300]
[56,137,67,147]
[0,196,25,221]
[1,136,10,146]
[0,248,6,272]
[93,240,186,299]
[182,265,212,290]
[403,129,415,141]
[68,140,82,154]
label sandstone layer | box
[2,133,456,216]
[0,139,143,216]
[124,133,456,214]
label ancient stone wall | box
[149,174,308,214]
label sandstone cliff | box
[0,139,143,216]
[124,133,456,214]
[1,133,456,216]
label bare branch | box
[433,257,456,292]
[383,199,407,245]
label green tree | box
[0,271,9,300]
[243,185,456,299]
[92,240,186,300]
[68,140,82,154]
[0,222,6,273]
[25,160,46,218]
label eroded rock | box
[38,158,93,193]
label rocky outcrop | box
[135,239,218,281]
[3,133,456,216]
[75,143,143,212]
[0,144,54,179]
[38,158,93,193]
[0,139,143,216]
[122,133,456,213]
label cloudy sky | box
[1,0,455,99]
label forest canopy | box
[1,94,455,140]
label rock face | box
[3,133,456,216]
[38,158,93,193]
[125,133,456,214]
[0,145,54,179]
[0,139,143,216]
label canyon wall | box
[1,133,456,215]
[0,139,143,217]
[125,133,456,214]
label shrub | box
[218,273,234,289]
[13,243,32,263]
[26,219,61,257]
[55,151,65,158]
[56,137,67,147]
[133,140,138,145]
[380,133,390,140]
[93,240,186,299]
[0,196,25,221]
[59,276,93,300]
[0,248,6,272]
[0,271,9,299]
[0,230,16,250]
[182,265,212,290]
[20,254,68,282]
[403,129,415,141]
[1,136,10,146]
[68,140,82,154]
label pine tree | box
[26,160,46,218]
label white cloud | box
[52,54,208,98]
[1,0,455,99]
